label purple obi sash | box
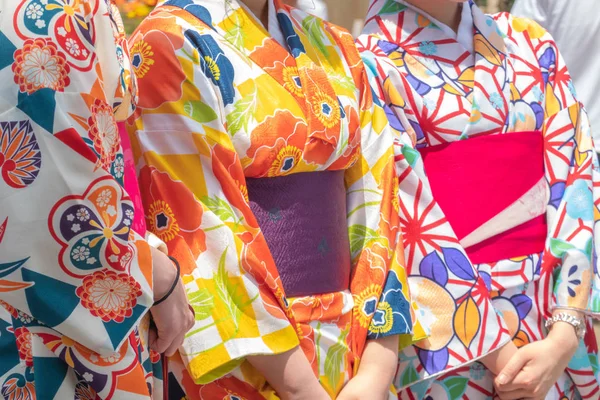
[246,171,351,297]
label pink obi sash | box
[118,122,147,236]
[420,131,547,264]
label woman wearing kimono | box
[358,0,600,399]
[0,1,193,398]
[128,0,417,398]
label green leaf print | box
[224,15,245,49]
[187,287,214,321]
[302,16,329,57]
[213,248,243,333]
[400,364,419,387]
[348,225,380,255]
[402,146,421,168]
[184,100,218,123]
[549,238,577,258]
[226,92,256,135]
[201,195,237,223]
[379,0,406,14]
[379,0,407,14]
[585,237,593,259]
[442,376,469,399]
[333,75,357,92]
[324,327,349,391]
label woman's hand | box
[338,335,399,400]
[494,318,580,399]
[149,247,195,357]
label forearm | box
[356,335,399,386]
[480,340,518,375]
[248,346,327,400]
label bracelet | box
[545,312,586,340]
[153,256,181,306]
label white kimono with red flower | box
[0,1,162,399]
[358,0,600,398]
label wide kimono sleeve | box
[323,26,420,357]
[127,17,299,384]
[357,36,513,384]
[0,0,153,355]
[517,18,600,317]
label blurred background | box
[115,0,515,35]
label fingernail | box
[497,374,507,385]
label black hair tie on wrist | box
[153,256,181,306]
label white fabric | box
[512,0,600,152]
[397,0,474,56]
[296,0,329,20]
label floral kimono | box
[0,1,162,398]
[128,0,416,398]
[358,0,600,399]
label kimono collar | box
[267,0,286,46]
[394,0,475,55]
[364,0,507,60]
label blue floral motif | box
[531,85,543,102]
[418,41,437,56]
[377,39,400,55]
[184,31,236,106]
[469,362,486,380]
[489,92,504,109]
[567,81,577,97]
[530,101,545,130]
[538,47,556,85]
[368,271,412,339]
[164,0,214,28]
[277,13,306,57]
[568,340,591,370]
[564,179,593,221]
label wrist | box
[151,248,179,301]
[547,321,580,351]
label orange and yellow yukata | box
[128,0,420,398]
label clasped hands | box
[488,320,580,400]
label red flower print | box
[14,327,33,367]
[76,269,142,323]
[0,120,41,189]
[12,38,70,94]
[1,372,35,400]
[88,99,120,171]
[244,110,310,177]
[129,16,185,109]
[0,300,18,319]
[139,166,206,275]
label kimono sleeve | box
[358,39,513,383]
[344,56,416,349]
[527,21,600,317]
[0,1,153,356]
[96,0,137,121]
[128,24,299,384]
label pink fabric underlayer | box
[118,121,147,236]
